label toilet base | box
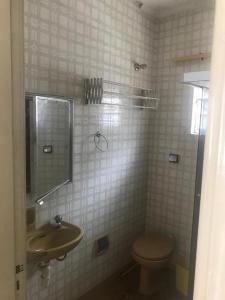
[139,267,169,295]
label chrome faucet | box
[54,215,63,228]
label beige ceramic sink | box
[27,221,84,261]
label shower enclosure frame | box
[188,87,208,300]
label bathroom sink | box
[27,221,84,261]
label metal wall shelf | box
[84,78,160,110]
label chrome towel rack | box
[84,78,160,110]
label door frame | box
[11,0,26,299]
[0,0,26,299]
[193,0,225,299]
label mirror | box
[26,94,73,204]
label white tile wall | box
[24,0,157,97]
[25,1,157,299]
[146,9,214,260]
[25,0,215,298]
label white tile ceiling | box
[136,0,215,17]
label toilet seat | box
[133,233,174,261]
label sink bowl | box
[27,221,84,261]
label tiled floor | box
[78,266,186,300]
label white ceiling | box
[136,0,215,17]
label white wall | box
[194,1,225,299]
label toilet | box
[132,233,174,295]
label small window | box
[191,87,208,135]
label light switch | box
[169,153,179,163]
[43,145,53,153]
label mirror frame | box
[25,93,73,204]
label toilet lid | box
[133,233,174,261]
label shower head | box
[134,62,147,71]
[135,1,143,9]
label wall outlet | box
[94,235,110,256]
